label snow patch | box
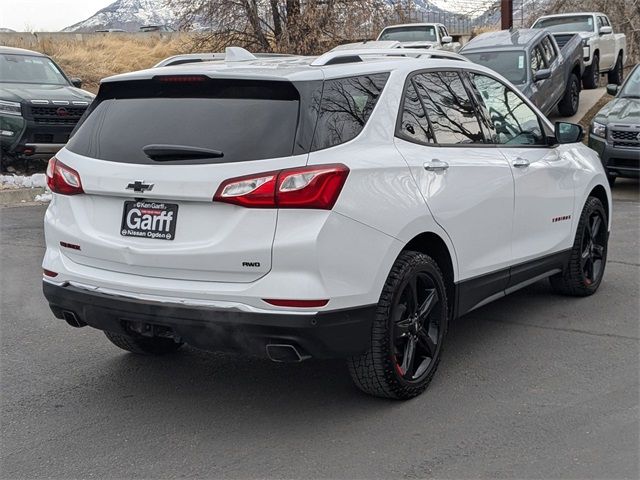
[35,192,53,202]
[0,173,47,189]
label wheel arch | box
[588,184,610,224]
[403,232,456,313]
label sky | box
[0,0,113,32]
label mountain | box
[62,0,178,32]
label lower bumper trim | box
[43,282,376,359]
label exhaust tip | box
[266,344,310,363]
[62,310,86,328]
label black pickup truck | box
[460,29,585,117]
[0,46,94,170]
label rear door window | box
[411,71,485,145]
[311,73,389,151]
[66,79,307,165]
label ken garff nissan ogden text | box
[43,47,611,399]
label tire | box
[583,54,600,89]
[104,330,183,355]
[550,196,608,296]
[558,73,580,117]
[608,54,624,85]
[348,251,449,400]
[607,174,617,187]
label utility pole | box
[501,0,513,30]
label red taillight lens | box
[214,171,278,208]
[213,164,349,210]
[276,164,349,209]
[46,157,84,195]
[43,269,58,278]
[263,299,329,308]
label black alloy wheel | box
[550,196,608,296]
[348,251,449,399]
[391,272,443,382]
[580,209,606,286]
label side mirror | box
[441,35,453,44]
[534,69,551,82]
[70,78,82,88]
[555,122,584,144]
[599,26,612,35]
[606,83,619,96]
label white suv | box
[43,48,612,399]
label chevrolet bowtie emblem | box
[126,181,154,193]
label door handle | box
[424,159,449,172]
[513,157,530,168]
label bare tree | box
[168,0,394,54]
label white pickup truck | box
[376,23,461,52]
[532,12,626,89]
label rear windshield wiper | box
[143,144,224,161]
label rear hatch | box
[56,75,319,283]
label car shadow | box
[83,279,560,423]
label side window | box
[530,46,547,73]
[397,81,434,144]
[438,26,448,39]
[412,71,485,145]
[470,73,545,146]
[311,73,389,151]
[541,37,557,64]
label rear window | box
[533,15,594,33]
[67,79,309,165]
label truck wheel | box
[583,54,600,89]
[607,54,624,85]
[104,330,184,355]
[347,251,448,399]
[550,196,608,296]
[558,73,580,117]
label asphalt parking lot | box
[1,180,638,480]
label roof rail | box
[310,48,468,66]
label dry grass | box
[4,35,195,93]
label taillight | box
[214,164,349,210]
[46,157,84,195]
[214,171,278,208]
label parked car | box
[588,64,640,186]
[377,23,461,52]
[42,47,611,400]
[461,29,584,117]
[0,46,94,167]
[531,12,626,89]
[140,25,176,32]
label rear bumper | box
[43,281,376,359]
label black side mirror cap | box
[70,78,82,88]
[606,84,619,96]
[555,122,584,144]
[534,69,551,82]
